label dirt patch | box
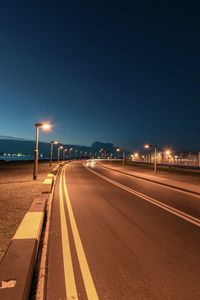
[0,161,58,261]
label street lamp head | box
[144,144,150,149]
[41,123,52,130]
[35,122,52,130]
[59,146,63,149]
[165,149,171,155]
[116,148,120,152]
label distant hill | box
[0,137,116,159]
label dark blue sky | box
[0,1,200,151]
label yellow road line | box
[59,169,78,300]
[85,166,200,228]
[63,166,99,300]
[13,212,44,240]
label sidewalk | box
[99,162,200,195]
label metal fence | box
[131,152,200,167]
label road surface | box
[46,161,200,299]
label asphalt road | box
[46,161,200,300]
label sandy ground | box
[0,160,58,262]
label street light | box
[75,149,78,160]
[50,140,58,167]
[144,144,157,173]
[58,145,63,162]
[69,148,73,160]
[85,151,87,159]
[33,122,52,180]
[80,150,83,159]
[63,149,68,160]
[116,147,126,167]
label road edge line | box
[97,162,200,197]
[85,166,200,229]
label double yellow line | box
[59,165,99,300]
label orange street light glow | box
[165,150,171,155]
[41,123,52,130]
[144,144,150,149]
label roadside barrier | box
[0,170,56,300]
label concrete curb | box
[0,166,60,300]
[34,163,63,300]
[98,163,200,197]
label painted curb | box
[0,194,47,299]
[0,165,61,300]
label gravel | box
[0,160,58,262]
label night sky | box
[0,1,200,151]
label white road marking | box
[59,169,78,299]
[63,165,99,300]
[85,165,200,228]
[97,163,200,199]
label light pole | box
[75,149,78,160]
[85,151,87,159]
[144,144,157,173]
[63,149,68,160]
[116,147,126,166]
[69,148,73,160]
[33,122,51,180]
[122,150,125,167]
[80,150,83,159]
[58,145,63,162]
[50,141,58,167]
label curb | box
[34,163,63,300]
[0,167,59,300]
[98,163,200,197]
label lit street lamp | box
[116,147,126,167]
[75,149,78,160]
[69,148,73,159]
[144,144,157,173]
[50,140,58,167]
[33,122,51,180]
[58,145,63,162]
[63,149,68,160]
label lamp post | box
[116,147,125,167]
[50,141,58,167]
[80,150,83,159]
[85,151,87,159]
[75,149,78,160]
[33,122,51,180]
[144,144,157,173]
[58,145,63,162]
[69,148,73,160]
[63,149,68,160]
